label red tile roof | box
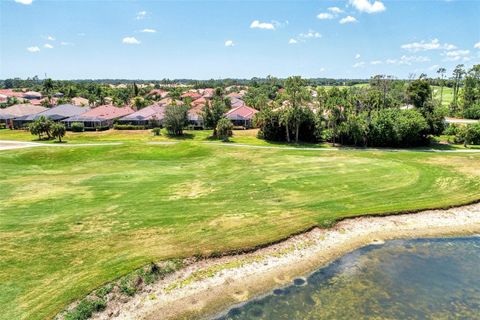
[225,105,258,121]
[191,97,207,106]
[0,89,25,98]
[181,91,202,99]
[80,105,134,120]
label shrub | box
[164,104,188,135]
[152,127,161,136]
[64,298,106,320]
[456,123,480,145]
[216,118,233,141]
[113,124,146,130]
[51,123,66,142]
[71,122,84,132]
[463,103,480,120]
[443,123,459,136]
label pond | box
[215,237,480,319]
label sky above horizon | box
[1,0,479,80]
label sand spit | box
[90,203,480,320]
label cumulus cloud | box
[250,20,275,30]
[60,41,73,46]
[443,49,470,61]
[355,53,361,59]
[401,38,456,52]
[384,56,430,65]
[288,38,298,44]
[340,16,357,24]
[47,35,55,41]
[475,42,480,49]
[225,40,235,47]
[141,29,156,33]
[370,60,382,65]
[317,13,334,20]
[15,0,33,4]
[136,11,147,20]
[44,44,53,49]
[122,37,141,45]
[299,30,321,39]
[328,7,344,14]
[27,46,40,53]
[353,61,365,68]
[350,0,386,14]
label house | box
[13,104,90,128]
[191,97,207,107]
[117,104,166,127]
[181,91,202,100]
[0,89,25,99]
[229,97,246,108]
[147,89,169,99]
[22,91,43,100]
[62,105,134,129]
[201,88,215,99]
[187,104,205,128]
[0,104,47,128]
[71,97,90,106]
[225,105,258,128]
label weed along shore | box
[60,203,480,320]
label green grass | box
[1,131,480,320]
[432,85,454,108]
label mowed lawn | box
[1,141,480,320]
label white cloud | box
[340,16,357,24]
[474,42,480,49]
[443,49,470,61]
[299,30,321,39]
[141,28,156,33]
[44,43,53,49]
[15,0,33,4]
[353,61,365,68]
[288,38,298,44]
[27,46,40,53]
[385,56,430,65]
[328,7,344,14]
[399,55,430,65]
[401,38,456,52]
[60,41,73,46]
[136,11,147,20]
[317,13,334,20]
[355,53,361,59]
[429,64,440,71]
[225,40,235,47]
[47,35,55,41]
[370,60,382,65]
[250,20,275,30]
[122,37,141,45]
[319,67,326,72]
[350,0,386,14]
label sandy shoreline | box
[91,203,480,320]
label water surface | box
[216,237,480,319]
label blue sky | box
[1,0,479,80]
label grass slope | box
[0,133,480,320]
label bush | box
[152,127,161,136]
[456,123,480,145]
[216,118,233,141]
[71,122,84,132]
[64,298,106,320]
[443,123,459,136]
[164,105,188,136]
[113,124,146,130]
[51,123,66,142]
[463,103,480,120]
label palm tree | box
[436,67,446,106]
[43,78,54,94]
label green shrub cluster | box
[70,122,84,132]
[113,124,146,130]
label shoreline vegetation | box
[58,202,480,320]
